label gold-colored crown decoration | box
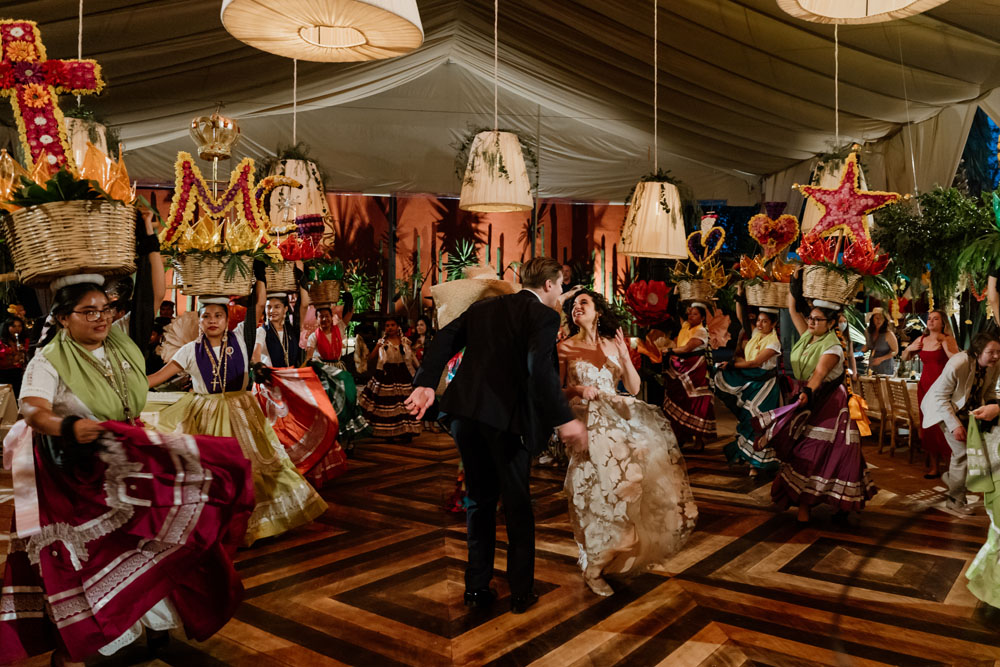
[189,112,241,161]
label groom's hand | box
[558,418,588,453]
[405,387,436,420]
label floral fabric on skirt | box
[565,356,697,578]
[713,366,780,470]
[309,360,370,441]
[156,390,328,545]
[662,354,716,440]
[359,361,421,438]
[755,380,877,511]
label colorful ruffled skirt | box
[662,354,716,441]
[156,390,328,545]
[755,381,877,511]
[358,361,421,438]
[0,422,254,663]
[713,366,780,470]
[309,360,370,442]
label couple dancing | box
[406,258,695,610]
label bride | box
[558,289,698,596]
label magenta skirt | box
[0,422,254,663]
[662,354,716,440]
[755,381,877,511]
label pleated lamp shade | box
[221,0,424,62]
[458,131,533,213]
[800,160,875,236]
[267,159,333,242]
[620,181,687,259]
[776,0,949,24]
[64,117,108,170]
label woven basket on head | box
[174,254,253,296]
[745,281,789,309]
[675,279,715,303]
[431,274,516,329]
[264,262,297,293]
[802,265,863,305]
[5,200,136,287]
[308,279,342,305]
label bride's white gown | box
[565,353,698,578]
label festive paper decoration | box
[797,153,900,243]
[737,256,767,280]
[624,280,671,327]
[686,227,725,267]
[0,149,28,212]
[842,237,890,276]
[0,20,104,175]
[161,152,300,247]
[748,213,799,262]
[797,235,839,265]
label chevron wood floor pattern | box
[4,413,1000,666]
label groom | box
[406,257,587,614]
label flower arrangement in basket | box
[159,151,299,296]
[736,211,798,309]
[792,151,900,305]
[2,146,139,286]
[670,213,729,303]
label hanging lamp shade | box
[220,0,424,62]
[458,131,533,213]
[620,181,687,259]
[268,159,333,242]
[64,117,108,171]
[776,0,949,24]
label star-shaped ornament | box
[798,153,900,243]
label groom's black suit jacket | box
[413,289,574,453]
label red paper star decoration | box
[800,153,900,243]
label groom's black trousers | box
[450,416,534,597]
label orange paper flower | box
[5,41,36,62]
[22,83,50,108]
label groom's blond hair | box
[520,257,561,289]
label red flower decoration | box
[41,60,66,84]
[842,237,890,276]
[624,280,671,327]
[797,234,838,265]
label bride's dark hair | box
[563,289,621,339]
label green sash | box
[42,327,148,421]
[966,417,1000,518]
[790,329,840,382]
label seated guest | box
[921,331,1000,515]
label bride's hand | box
[613,328,629,356]
[579,386,599,400]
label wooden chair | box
[859,376,887,450]
[885,377,918,463]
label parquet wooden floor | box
[4,414,1000,666]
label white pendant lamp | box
[620,0,686,259]
[221,0,424,62]
[458,0,533,213]
[776,0,949,24]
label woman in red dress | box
[902,310,959,479]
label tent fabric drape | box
[7,0,1000,202]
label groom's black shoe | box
[510,591,539,614]
[464,588,497,609]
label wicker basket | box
[802,265,863,305]
[5,200,136,286]
[174,254,253,296]
[745,281,790,309]
[308,279,342,305]
[675,279,715,303]
[264,262,297,293]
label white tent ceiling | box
[5,0,1000,204]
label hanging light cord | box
[76,0,83,106]
[834,24,840,148]
[653,0,658,172]
[493,0,499,132]
[897,27,920,204]
[293,58,298,145]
